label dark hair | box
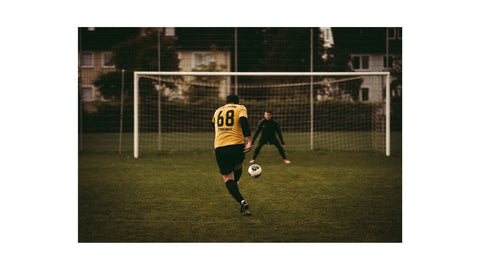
[226,95,239,104]
[265,110,272,114]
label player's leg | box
[222,171,244,204]
[217,145,251,215]
[230,165,251,216]
[222,169,251,216]
[272,139,290,163]
[234,164,242,182]
[250,139,266,163]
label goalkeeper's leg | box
[272,139,287,159]
[272,140,290,163]
[252,140,266,161]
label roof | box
[332,27,402,54]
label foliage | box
[390,57,402,80]
[236,28,354,99]
[80,101,132,133]
[94,28,180,100]
[81,97,380,134]
[112,28,179,72]
[94,71,133,101]
[391,98,402,131]
[263,28,312,72]
[390,57,402,98]
[319,46,355,72]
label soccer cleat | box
[283,159,291,164]
[249,159,255,164]
[240,200,252,216]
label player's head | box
[226,95,239,104]
[264,110,272,120]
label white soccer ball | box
[248,164,262,178]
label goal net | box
[133,72,390,157]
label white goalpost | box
[133,71,391,158]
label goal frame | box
[133,71,391,158]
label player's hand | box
[243,142,252,153]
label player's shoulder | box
[217,104,247,112]
[226,104,247,112]
[215,104,229,112]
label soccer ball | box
[248,164,262,178]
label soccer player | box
[212,95,253,216]
[249,110,291,164]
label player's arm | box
[275,121,285,145]
[240,116,252,153]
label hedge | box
[80,98,402,133]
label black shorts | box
[215,144,245,175]
[259,136,279,145]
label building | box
[78,27,141,100]
[79,27,401,105]
[79,27,233,106]
[78,27,141,112]
[332,27,402,101]
[175,28,233,99]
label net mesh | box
[136,73,387,155]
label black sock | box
[234,168,242,181]
[225,179,244,204]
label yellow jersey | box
[212,104,248,148]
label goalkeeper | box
[249,110,291,164]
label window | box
[81,52,93,67]
[388,27,401,39]
[81,86,94,102]
[165,27,175,37]
[388,28,396,39]
[193,53,213,69]
[383,56,394,68]
[352,55,369,70]
[361,56,369,69]
[361,88,369,101]
[102,51,114,68]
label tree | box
[236,27,266,72]
[94,71,133,101]
[263,28,312,72]
[390,57,402,99]
[237,27,354,99]
[94,28,180,101]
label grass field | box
[78,132,401,242]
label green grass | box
[78,133,401,242]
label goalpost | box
[133,71,390,158]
